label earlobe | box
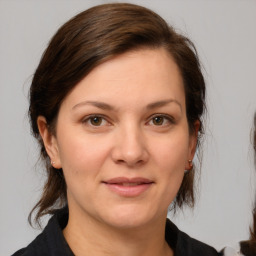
[37,116,61,169]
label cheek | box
[152,134,189,171]
[151,131,189,197]
[58,136,110,202]
[158,138,188,193]
[57,134,110,177]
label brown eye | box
[152,116,164,125]
[148,115,174,127]
[90,116,103,126]
[82,115,110,128]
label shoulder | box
[177,230,222,256]
[166,219,222,256]
[11,248,26,256]
[10,231,53,256]
[11,207,73,256]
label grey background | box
[1,0,256,255]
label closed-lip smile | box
[102,177,154,197]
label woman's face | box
[39,48,197,229]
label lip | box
[102,177,154,197]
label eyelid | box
[147,113,175,125]
[82,114,111,126]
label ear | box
[37,116,62,169]
[185,120,200,170]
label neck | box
[63,207,173,256]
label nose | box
[111,124,149,167]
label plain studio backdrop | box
[1,0,256,255]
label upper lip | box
[103,177,154,184]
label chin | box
[101,205,157,230]
[106,216,149,230]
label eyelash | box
[82,114,175,127]
[82,115,110,127]
[147,114,175,126]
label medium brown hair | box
[28,3,206,226]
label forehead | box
[61,48,185,110]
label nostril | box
[116,159,125,164]
[115,158,145,167]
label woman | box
[222,113,256,256]
[12,3,221,256]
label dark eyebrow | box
[146,99,182,111]
[72,99,182,111]
[72,101,115,111]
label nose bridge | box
[112,120,148,166]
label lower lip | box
[103,183,153,197]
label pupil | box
[91,117,102,125]
[154,116,163,125]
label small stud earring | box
[185,160,193,173]
[51,161,55,166]
[188,159,193,169]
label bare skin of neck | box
[63,208,173,256]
